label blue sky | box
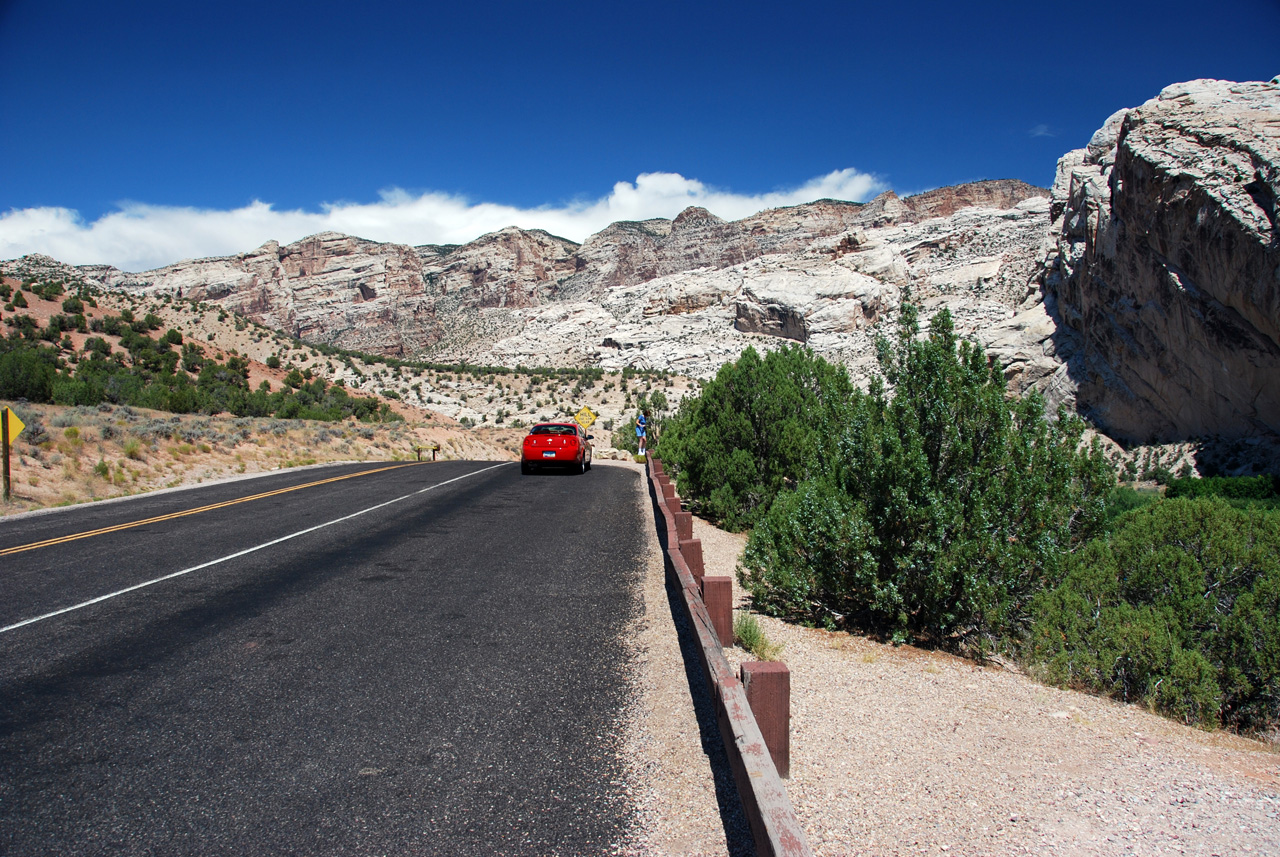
[1,0,1277,271]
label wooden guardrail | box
[646,454,812,857]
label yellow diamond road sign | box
[1,407,24,442]
[574,406,597,430]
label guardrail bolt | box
[741,661,791,778]
[701,574,732,647]
[675,510,693,542]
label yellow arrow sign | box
[1,407,24,442]
[574,406,597,430]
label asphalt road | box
[0,460,650,855]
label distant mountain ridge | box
[11,178,1048,362]
[7,78,1279,448]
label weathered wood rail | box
[646,455,812,857]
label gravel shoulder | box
[695,517,1280,857]
[609,459,745,856]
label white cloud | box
[0,168,885,273]
[1028,124,1055,138]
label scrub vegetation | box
[734,611,784,661]
[1029,497,1279,734]
[1,278,399,422]
[0,274,682,433]
[658,302,1280,738]
[0,272,694,516]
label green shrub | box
[1102,484,1160,529]
[659,344,854,530]
[734,611,784,660]
[739,306,1113,651]
[1165,474,1278,502]
[33,280,64,300]
[740,479,876,628]
[611,417,640,454]
[0,341,58,402]
[1028,497,1280,733]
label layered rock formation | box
[10,180,1051,382]
[1044,78,1280,441]
[422,184,1054,381]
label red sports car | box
[521,422,593,474]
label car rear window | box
[530,424,577,436]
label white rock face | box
[456,188,1054,384]
[1044,77,1280,441]
[8,180,1053,387]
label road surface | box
[0,460,650,855]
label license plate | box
[542,451,556,458]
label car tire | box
[574,457,585,475]
[585,453,591,471]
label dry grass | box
[0,401,514,517]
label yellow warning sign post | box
[2,407,26,502]
[574,406,597,432]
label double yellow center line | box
[1,463,420,557]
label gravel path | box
[695,517,1280,857]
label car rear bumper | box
[523,451,578,464]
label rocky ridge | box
[9,179,1052,387]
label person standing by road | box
[635,410,648,455]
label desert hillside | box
[0,278,688,516]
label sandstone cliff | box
[1043,78,1280,442]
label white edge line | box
[0,463,509,635]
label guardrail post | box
[651,457,664,477]
[679,537,704,580]
[661,479,676,506]
[741,661,791,778]
[675,510,693,542]
[701,575,733,647]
